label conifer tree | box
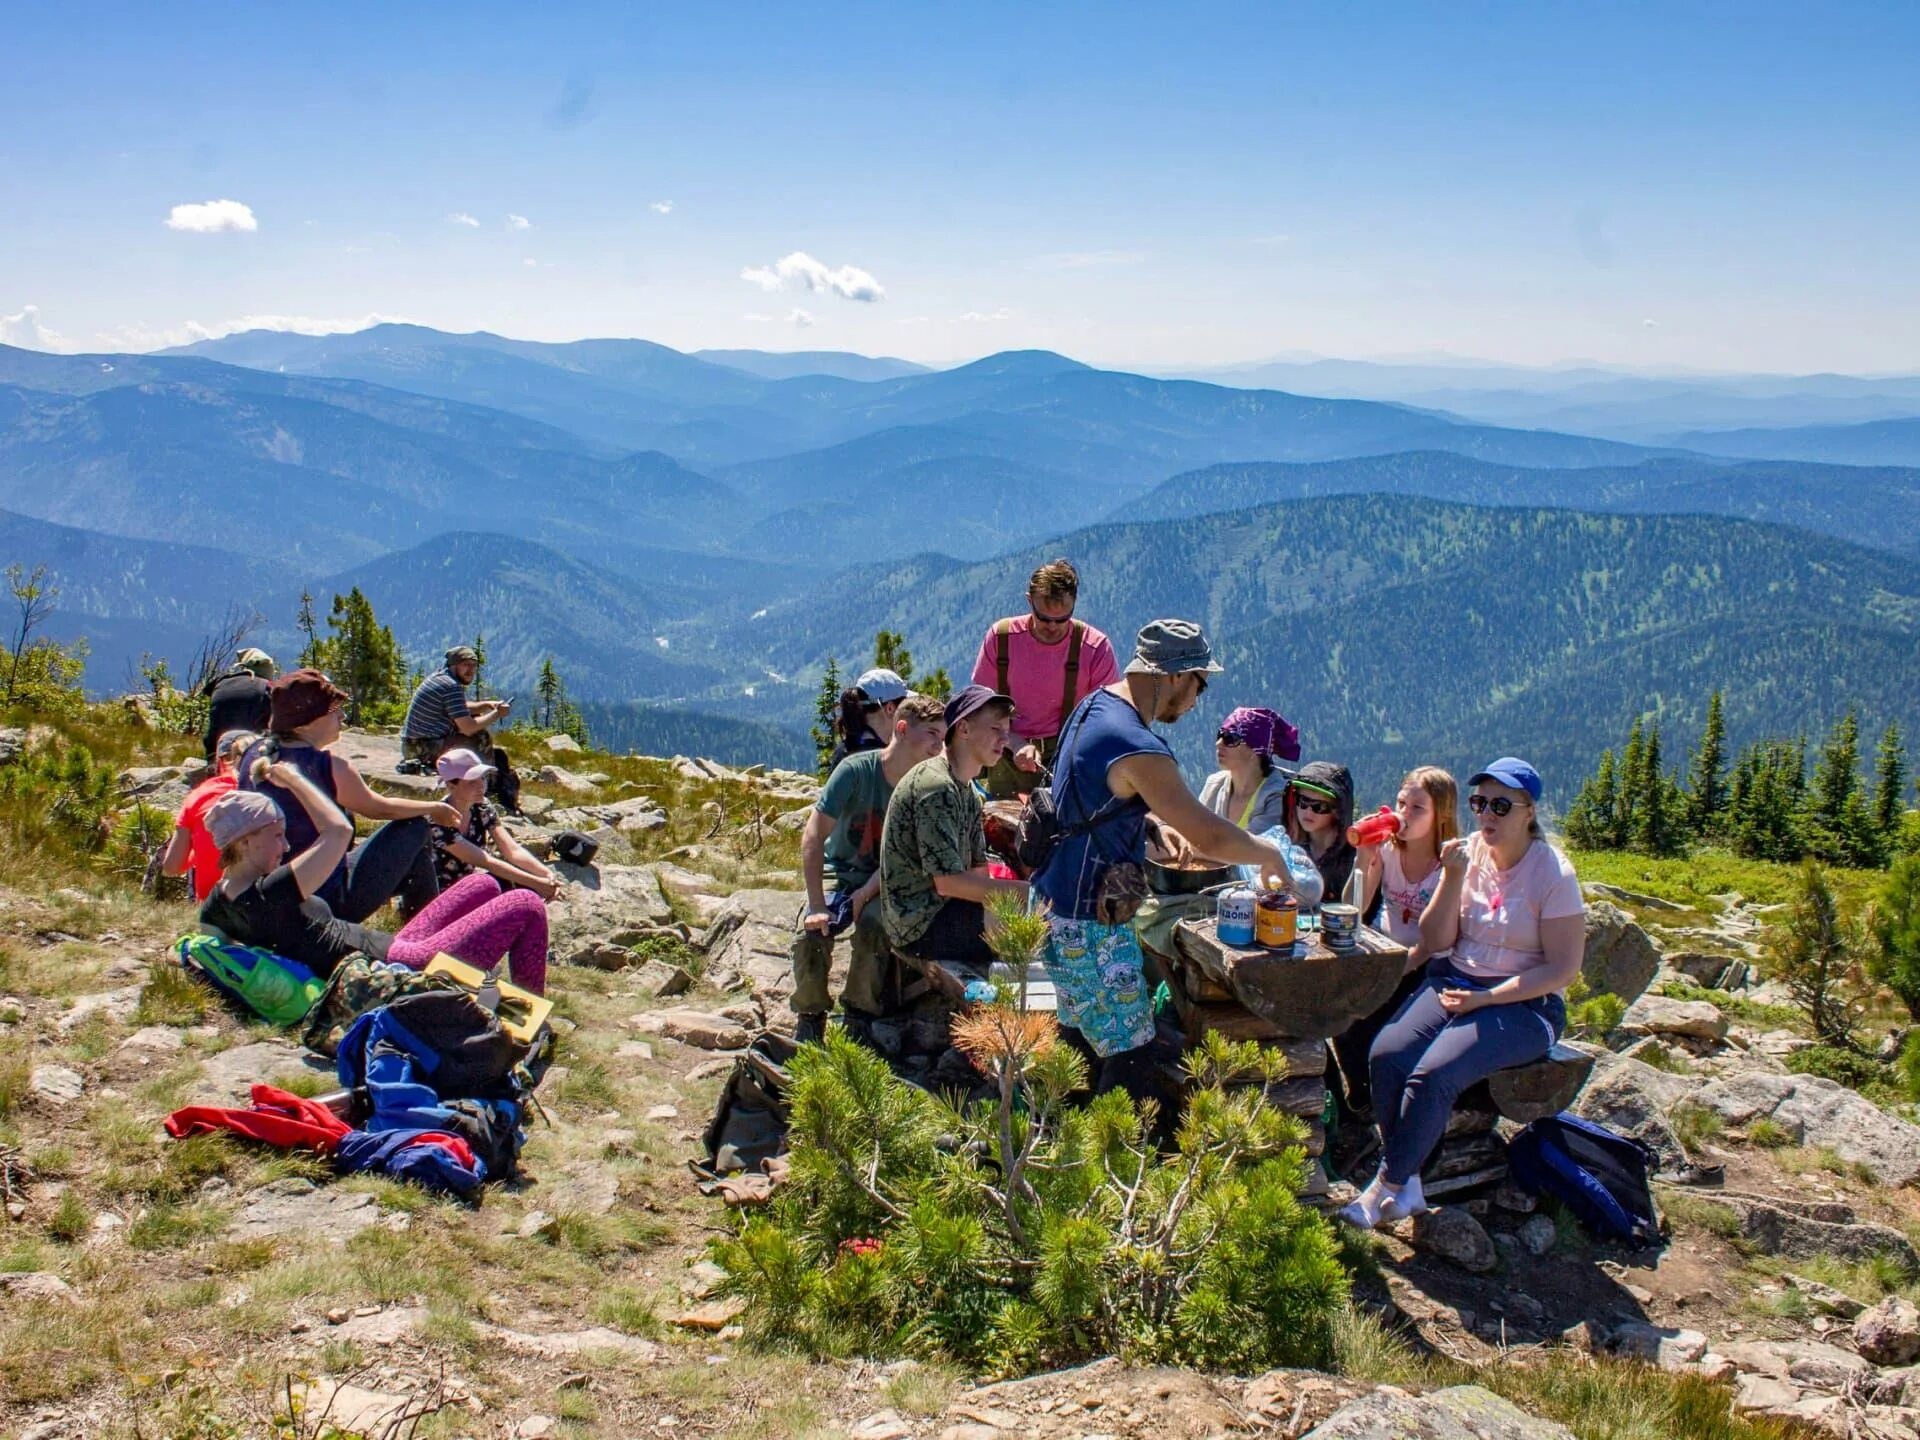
[1770,862,1861,1047]
[1687,689,1727,835]
[811,656,842,778]
[536,657,563,730]
[295,588,322,669]
[1630,724,1684,856]
[1870,855,1920,1021]
[1616,717,1646,846]
[1565,749,1619,851]
[873,630,952,700]
[316,588,404,724]
[1873,724,1907,854]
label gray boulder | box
[1709,1193,1919,1268]
[1692,1070,1920,1185]
[1571,1054,1694,1175]
[1303,1384,1576,1439]
[1619,994,1728,1043]
[1856,1296,1920,1367]
[1410,1208,1496,1273]
[547,863,674,965]
[1582,902,1660,1004]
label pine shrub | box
[715,1026,1346,1376]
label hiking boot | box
[792,1012,828,1045]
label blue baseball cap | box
[854,668,910,705]
[1468,757,1543,802]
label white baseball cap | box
[436,748,497,783]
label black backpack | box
[1508,1113,1662,1246]
[1014,697,1128,873]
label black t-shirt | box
[199,865,389,976]
[202,672,272,762]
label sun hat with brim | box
[853,668,910,705]
[206,790,284,850]
[1124,618,1224,677]
[944,683,1015,732]
[235,648,275,677]
[1467,757,1543,802]
[436,747,497,783]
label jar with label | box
[1217,884,1257,946]
[1255,889,1298,949]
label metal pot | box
[1147,858,1240,895]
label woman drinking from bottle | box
[1328,767,1459,1154]
[1340,757,1583,1230]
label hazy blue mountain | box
[693,349,930,382]
[1671,417,1920,468]
[0,507,286,690]
[1126,452,1920,555]
[275,531,723,700]
[574,701,815,770]
[172,327,1684,480]
[1176,356,1920,441]
[698,496,1920,803]
[0,362,736,570]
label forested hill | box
[709,494,1920,804]
[1127,452,1920,557]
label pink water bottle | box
[1347,806,1402,847]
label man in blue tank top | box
[1032,619,1293,1107]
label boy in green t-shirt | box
[790,694,948,1042]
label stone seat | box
[1467,1042,1596,1124]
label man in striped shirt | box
[402,646,512,768]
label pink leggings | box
[388,872,549,994]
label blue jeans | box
[1369,960,1565,1185]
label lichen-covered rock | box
[1619,994,1728,1042]
[1582,902,1660,1004]
[1303,1384,1577,1438]
[1409,1208,1496,1273]
[1856,1296,1920,1366]
[1692,1070,1920,1185]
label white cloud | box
[523,258,539,268]
[0,305,71,352]
[1035,249,1145,269]
[649,200,674,215]
[1642,317,1660,328]
[739,250,884,302]
[446,212,480,227]
[788,307,815,328]
[961,307,1013,323]
[506,213,532,230]
[164,199,258,233]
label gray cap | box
[445,645,479,665]
[235,647,275,677]
[1125,618,1224,677]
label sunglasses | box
[1468,794,1530,817]
[1216,731,1244,746]
[1191,673,1209,696]
[1295,798,1335,816]
[1029,607,1075,627]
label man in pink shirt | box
[969,558,1119,797]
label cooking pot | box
[1147,858,1240,895]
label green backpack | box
[175,933,326,1027]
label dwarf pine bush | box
[714,1023,1347,1377]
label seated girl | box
[1329,766,1457,1140]
[1341,757,1584,1229]
[1196,706,1298,837]
[1286,761,1358,900]
[158,728,257,900]
[201,760,551,993]
[237,669,461,923]
[429,748,560,901]
[827,668,909,771]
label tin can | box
[1255,890,1298,949]
[1217,885,1257,946]
[1320,902,1360,950]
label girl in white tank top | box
[1359,766,1459,960]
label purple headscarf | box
[1219,706,1301,762]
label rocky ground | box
[5,726,1920,1437]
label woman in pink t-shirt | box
[1340,756,1585,1231]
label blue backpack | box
[1507,1113,1661,1246]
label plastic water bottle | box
[1239,827,1324,910]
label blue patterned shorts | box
[1042,916,1157,1058]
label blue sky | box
[4,2,1918,371]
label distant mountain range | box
[1175,356,1920,445]
[1124,451,1920,556]
[1670,417,1920,469]
[703,495,1920,802]
[8,323,1920,785]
